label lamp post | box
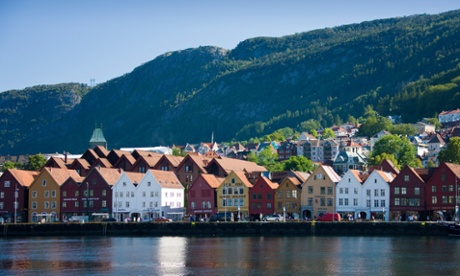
[224,184,227,222]
[455,177,459,222]
[14,184,18,224]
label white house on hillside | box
[112,171,144,222]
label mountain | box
[1,10,460,155]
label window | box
[442,196,448,204]
[75,201,79,207]
[233,198,238,206]
[394,187,400,195]
[401,187,407,195]
[308,186,313,194]
[44,201,50,209]
[4,181,10,188]
[240,198,244,207]
[366,200,371,208]
[62,202,67,208]
[432,196,437,204]
[185,165,193,172]
[75,191,79,197]
[0,202,3,209]
[292,190,297,199]
[449,185,454,192]
[32,202,37,209]
[161,166,168,171]
[394,198,400,206]
[131,192,134,198]
[63,191,67,197]
[353,198,358,206]
[239,187,244,194]
[308,198,313,206]
[404,175,409,182]
[267,203,272,209]
[374,189,379,197]
[381,200,385,207]
[32,191,37,198]
[126,202,130,208]
[374,200,379,207]
[51,190,56,198]
[286,191,291,198]
[147,182,151,187]
[414,187,420,195]
[327,187,333,195]
[51,201,56,209]
[142,191,146,197]
[339,188,343,194]
[228,199,233,207]
[267,193,272,199]
[42,180,47,186]
[102,201,107,208]
[320,187,326,195]
[207,201,211,209]
[432,186,436,193]
[344,198,348,206]
[344,188,348,194]
[320,198,326,206]
[252,194,257,200]
[366,189,371,196]
[442,185,447,192]
[202,201,206,208]
[139,166,145,173]
[339,198,343,206]
[44,191,49,198]
[354,188,358,195]
[102,190,106,197]
[380,189,385,197]
[222,199,226,207]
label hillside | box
[1,10,460,155]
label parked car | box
[102,217,117,222]
[317,213,341,222]
[263,214,282,222]
[154,217,172,222]
[209,212,234,222]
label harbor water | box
[0,236,459,275]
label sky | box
[1,0,460,92]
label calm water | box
[0,235,459,276]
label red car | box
[154,217,172,222]
[317,213,341,222]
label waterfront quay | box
[0,221,449,237]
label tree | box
[423,117,441,130]
[321,128,335,139]
[371,135,422,168]
[255,145,279,171]
[281,156,314,172]
[369,153,399,169]
[2,161,22,171]
[438,137,460,164]
[358,116,392,137]
[23,154,47,171]
[172,147,186,156]
[300,119,320,133]
[247,151,258,163]
[390,124,417,136]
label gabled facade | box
[60,174,85,221]
[426,134,446,166]
[248,176,278,220]
[175,154,210,189]
[130,153,163,173]
[187,174,224,220]
[336,170,366,220]
[112,171,145,222]
[153,154,184,172]
[275,177,301,218]
[113,154,136,171]
[389,166,427,221]
[362,170,394,221]
[299,139,339,163]
[28,167,80,222]
[68,158,91,177]
[216,171,253,221]
[0,169,38,223]
[153,169,184,220]
[301,164,341,219]
[333,150,367,175]
[425,162,460,220]
[205,156,267,178]
[277,141,297,161]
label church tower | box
[89,125,107,149]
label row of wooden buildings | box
[1,143,460,223]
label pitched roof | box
[7,169,39,187]
[232,171,253,188]
[374,170,395,183]
[70,158,91,170]
[124,171,145,185]
[43,167,81,186]
[322,165,341,183]
[149,170,183,189]
[210,156,267,174]
[89,167,124,186]
[162,155,184,168]
[89,127,107,143]
[444,162,460,178]
[199,174,225,189]
[260,176,279,190]
[428,133,446,144]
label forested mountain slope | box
[1,10,460,155]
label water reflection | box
[1,236,459,275]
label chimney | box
[64,151,68,163]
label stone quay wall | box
[0,221,449,237]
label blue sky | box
[1,0,460,92]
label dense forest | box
[0,10,460,155]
